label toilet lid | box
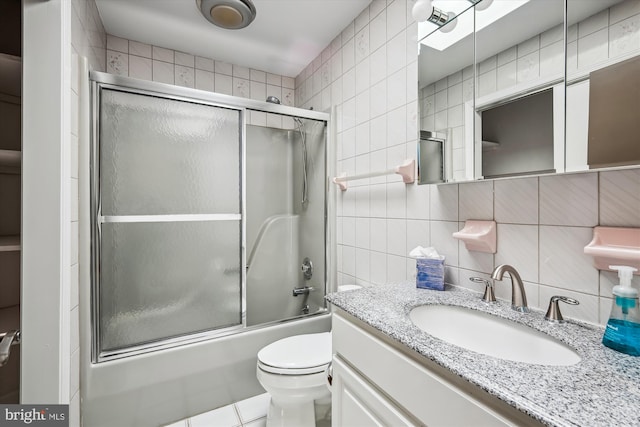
[257,332,331,374]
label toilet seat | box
[257,332,331,375]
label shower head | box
[196,0,256,30]
[266,96,303,128]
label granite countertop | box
[326,283,640,427]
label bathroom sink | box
[409,305,581,366]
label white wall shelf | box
[0,236,20,252]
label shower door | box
[92,85,244,361]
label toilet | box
[256,332,332,427]
[256,284,361,426]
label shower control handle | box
[292,286,314,297]
[301,257,313,280]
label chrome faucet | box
[490,264,529,313]
[469,277,496,303]
[544,296,579,323]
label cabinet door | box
[333,313,526,426]
[332,356,418,427]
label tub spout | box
[292,286,314,297]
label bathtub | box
[78,68,335,426]
[80,312,331,426]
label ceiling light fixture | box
[196,0,256,30]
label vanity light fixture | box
[412,0,457,33]
[420,0,529,51]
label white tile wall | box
[70,1,106,425]
[496,224,539,283]
[302,0,415,288]
[458,181,493,221]
[599,169,640,227]
[317,0,640,327]
[484,0,640,91]
[539,225,599,294]
[105,35,296,129]
[429,184,458,221]
[539,173,599,227]
[494,177,538,225]
[71,0,106,72]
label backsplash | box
[294,0,640,326]
[431,170,640,326]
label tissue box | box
[416,257,445,291]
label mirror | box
[565,0,640,171]
[417,0,640,183]
[474,0,565,179]
[418,2,475,183]
[418,131,446,184]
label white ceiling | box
[95,0,372,78]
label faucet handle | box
[470,277,496,303]
[544,296,579,323]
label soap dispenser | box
[602,265,640,356]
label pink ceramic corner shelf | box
[583,227,640,274]
[452,220,496,254]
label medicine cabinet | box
[417,0,640,182]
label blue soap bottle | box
[602,265,640,356]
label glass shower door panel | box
[99,89,240,215]
[100,221,241,351]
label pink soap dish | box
[583,227,640,274]
[452,220,497,254]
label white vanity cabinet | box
[331,357,418,426]
[331,311,541,427]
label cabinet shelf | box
[0,53,21,98]
[0,305,20,332]
[0,236,20,252]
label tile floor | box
[165,393,270,427]
[164,393,332,427]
